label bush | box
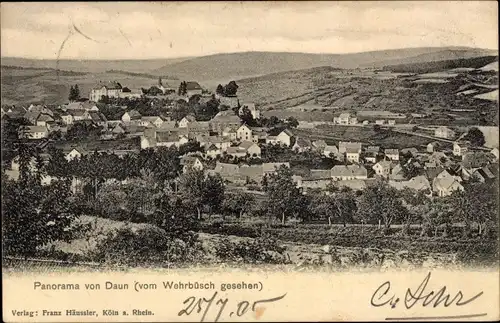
[215,235,288,264]
[88,225,204,266]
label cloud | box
[1,1,497,59]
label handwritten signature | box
[371,272,483,309]
[178,291,286,322]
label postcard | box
[1,1,499,322]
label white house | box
[435,126,456,139]
[384,149,400,161]
[334,113,357,125]
[373,160,393,178]
[90,82,123,102]
[181,156,204,173]
[179,115,196,128]
[274,129,294,147]
[345,147,360,163]
[237,124,253,141]
[331,165,368,181]
[453,142,469,157]
[65,148,86,161]
[18,126,48,139]
[121,110,141,123]
[140,116,164,128]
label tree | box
[68,84,80,101]
[223,191,255,219]
[449,181,498,237]
[178,81,187,96]
[239,106,255,125]
[216,84,224,95]
[400,188,428,235]
[223,81,239,96]
[2,170,80,257]
[311,190,357,226]
[264,165,304,224]
[356,180,408,234]
[464,127,485,147]
[286,117,299,128]
[177,167,224,220]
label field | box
[25,214,496,272]
[0,66,179,106]
[293,126,441,149]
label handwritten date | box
[371,272,483,309]
[178,291,286,322]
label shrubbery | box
[88,225,204,266]
[215,235,288,264]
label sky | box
[1,1,498,60]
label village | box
[2,78,498,199]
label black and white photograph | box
[2,1,499,322]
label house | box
[140,116,164,128]
[237,165,264,184]
[363,146,380,163]
[209,111,241,133]
[293,137,313,153]
[222,126,238,141]
[61,113,74,125]
[36,114,54,127]
[375,120,385,125]
[211,162,245,183]
[18,126,48,139]
[472,165,497,183]
[239,103,260,119]
[228,141,261,158]
[453,141,470,156]
[65,148,87,161]
[334,113,357,125]
[154,132,184,148]
[121,110,142,123]
[186,121,211,136]
[331,165,368,181]
[427,142,440,153]
[90,82,123,102]
[435,126,456,139]
[202,135,231,151]
[432,176,464,197]
[262,162,290,174]
[389,164,406,181]
[237,124,253,141]
[389,175,431,193]
[70,109,91,122]
[89,111,107,127]
[312,140,327,151]
[185,82,203,97]
[490,148,499,161]
[401,147,419,157]
[346,147,360,163]
[373,160,393,178]
[180,156,204,173]
[251,127,269,143]
[205,144,222,159]
[384,149,399,161]
[388,120,396,126]
[338,141,362,154]
[179,115,196,128]
[111,123,126,135]
[159,121,178,131]
[274,129,295,147]
[295,170,332,191]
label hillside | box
[0,66,178,106]
[153,47,496,83]
[236,59,498,126]
[382,55,499,73]
[0,56,192,74]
